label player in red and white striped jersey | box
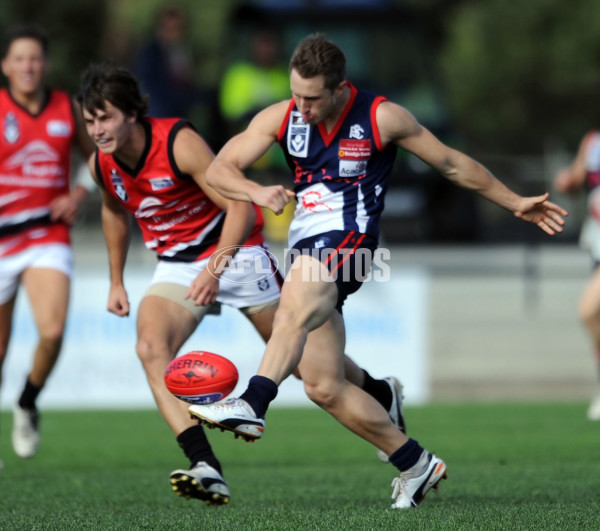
[555,131,600,420]
[0,26,95,464]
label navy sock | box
[388,438,424,472]
[239,375,278,419]
[177,424,222,474]
[361,370,392,411]
[18,378,42,410]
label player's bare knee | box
[38,333,64,353]
[39,321,65,344]
[136,336,168,372]
[304,381,338,409]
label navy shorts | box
[286,230,379,312]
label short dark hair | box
[2,25,48,59]
[289,34,346,92]
[77,62,149,119]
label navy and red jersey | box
[277,83,397,247]
[0,88,76,256]
[95,117,264,262]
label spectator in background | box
[0,25,95,466]
[135,5,198,119]
[219,30,292,241]
[134,5,225,154]
[554,130,600,420]
[219,30,289,136]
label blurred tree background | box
[2,0,598,155]
[440,0,600,153]
[1,0,597,242]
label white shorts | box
[147,245,281,317]
[0,243,73,304]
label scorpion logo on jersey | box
[110,169,129,202]
[300,190,332,213]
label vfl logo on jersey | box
[110,169,129,202]
[338,139,371,177]
[47,120,72,137]
[287,111,310,158]
[149,176,174,191]
[349,124,364,139]
[3,112,19,144]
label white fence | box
[2,266,429,410]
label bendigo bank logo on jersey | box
[338,139,371,177]
[110,169,129,202]
[287,111,310,158]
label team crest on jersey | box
[257,278,270,291]
[349,124,364,139]
[287,111,310,158]
[110,169,129,202]
[3,112,19,144]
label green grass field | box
[1,403,599,530]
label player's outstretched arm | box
[378,101,568,234]
[512,193,567,235]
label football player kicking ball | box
[188,34,568,509]
[76,63,406,505]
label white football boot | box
[377,377,407,463]
[189,398,265,442]
[390,451,447,509]
[12,405,40,458]
[170,461,230,505]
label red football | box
[164,351,239,405]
